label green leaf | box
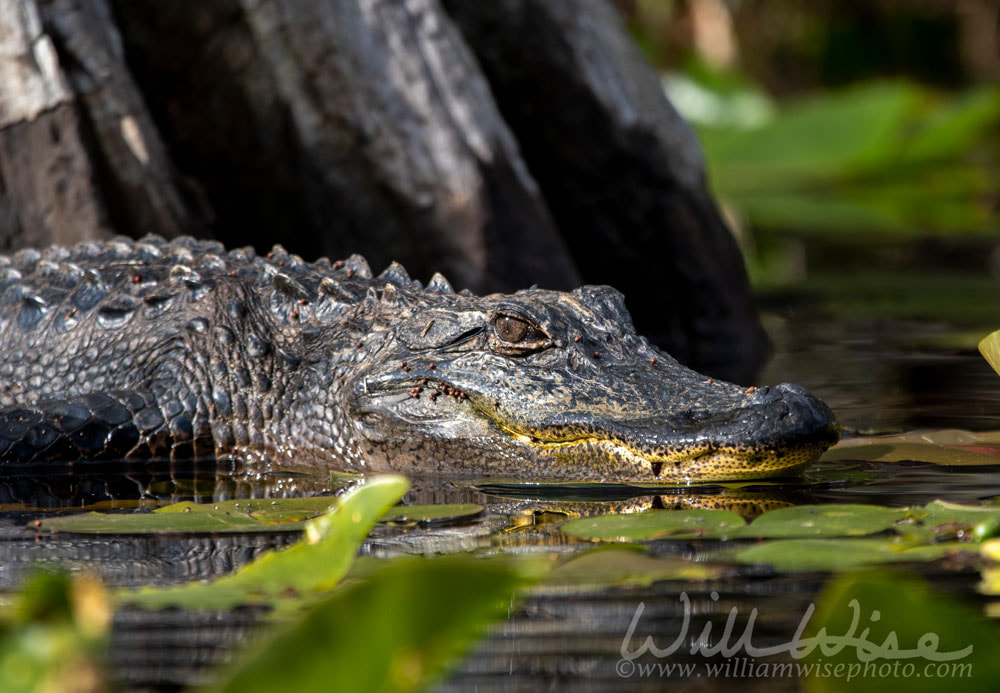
[822,441,1000,466]
[806,571,998,692]
[700,82,920,189]
[40,496,348,534]
[917,499,1000,526]
[560,509,747,541]
[735,504,907,538]
[560,500,1000,552]
[208,555,537,693]
[902,86,1000,163]
[381,504,484,526]
[541,547,724,591]
[722,538,976,572]
[121,475,408,610]
[0,572,111,693]
[698,81,1000,237]
[979,329,1000,377]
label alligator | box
[0,236,839,482]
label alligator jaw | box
[497,427,840,482]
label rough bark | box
[0,0,198,248]
[443,0,770,383]
[0,0,769,382]
[107,0,580,294]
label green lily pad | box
[120,476,408,610]
[380,504,484,526]
[821,441,1000,466]
[40,496,348,535]
[734,504,907,538]
[919,499,1000,525]
[561,500,1000,549]
[540,547,724,591]
[208,555,539,693]
[723,538,976,572]
[561,509,747,541]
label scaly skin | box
[0,236,839,481]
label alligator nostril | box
[748,384,782,406]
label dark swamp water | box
[3,265,1000,692]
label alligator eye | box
[494,315,530,343]
[490,312,550,353]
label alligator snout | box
[741,383,840,447]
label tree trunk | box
[0,0,769,382]
[107,0,580,294]
[0,0,198,249]
[443,0,769,382]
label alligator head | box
[344,282,839,482]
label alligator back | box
[0,235,373,463]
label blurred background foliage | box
[619,0,999,325]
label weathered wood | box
[0,0,108,247]
[443,0,769,382]
[109,0,580,293]
[0,0,769,381]
[0,0,197,248]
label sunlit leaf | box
[733,504,907,538]
[822,442,1000,466]
[561,509,747,541]
[540,547,724,591]
[208,555,539,693]
[562,500,1000,549]
[698,81,1000,237]
[39,496,345,534]
[723,538,975,572]
[701,82,920,190]
[902,87,1000,163]
[381,504,484,526]
[121,476,408,610]
[978,329,1000,377]
[0,572,111,693]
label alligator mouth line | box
[496,424,829,482]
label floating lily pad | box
[561,500,1000,548]
[723,538,976,572]
[208,555,539,693]
[540,547,724,591]
[380,504,483,526]
[561,509,747,541]
[121,476,408,610]
[39,496,346,534]
[733,504,907,538]
[821,441,1000,466]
